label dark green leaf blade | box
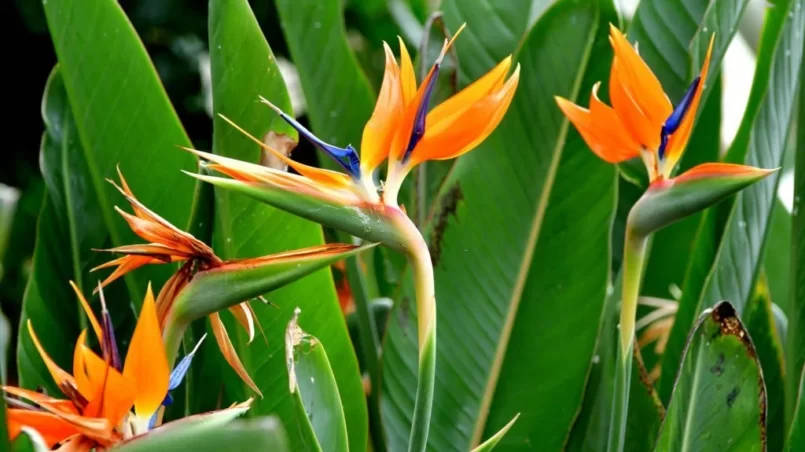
[207,2,367,451]
[17,68,132,395]
[788,40,805,430]
[41,0,199,301]
[785,365,804,451]
[655,301,767,451]
[274,0,375,152]
[744,276,787,452]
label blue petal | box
[659,76,700,160]
[168,352,195,391]
[402,62,442,163]
[148,411,158,430]
[273,108,361,179]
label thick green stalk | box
[391,210,437,452]
[608,223,648,452]
[343,249,386,452]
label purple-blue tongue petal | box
[658,76,700,160]
[402,63,442,163]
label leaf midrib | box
[468,12,602,446]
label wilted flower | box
[92,169,361,395]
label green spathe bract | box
[188,173,408,252]
[162,244,376,364]
[628,169,777,237]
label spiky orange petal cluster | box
[555,24,714,182]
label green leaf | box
[381,1,618,449]
[285,309,349,452]
[628,0,749,103]
[763,199,793,311]
[441,0,535,85]
[274,0,375,155]
[743,276,787,452]
[785,365,804,451]
[0,397,8,451]
[655,301,767,451]
[9,428,48,452]
[41,0,199,303]
[117,416,288,452]
[17,67,133,395]
[788,41,805,430]
[470,414,520,452]
[206,2,367,451]
[660,0,804,402]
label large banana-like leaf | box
[381,1,616,450]
[744,277,787,451]
[207,2,367,451]
[40,0,199,302]
[441,0,535,84]
[274,0,375,151]
[17,68,133,395]
[786,365,804,451]
[788,52,805,430]
[660,0,804,401]
[655,301,767,451]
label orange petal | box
[662,34,715,178]
[209,312,263,397]
[122,283,170,419]
[671,162,776,183]
[410,65,521,164]
[426,55,512,125]
[80,344,136,425]
[70,282,103,343]
[398,36,417,104]
[216,115,352,190]
[389,28,465,162]
[91,255,158,293]
[608,24,672,126]
[609,57,661,151]
[26,320,79,398]
[110,171,216,259]
[2,386,80,415]
[73,330,93,400]
[155,264,193,329]
[7,409,81,448]
[555,81,642,164]
[360,42,403,172]
[3,387,116,447]
[229,302,256,344]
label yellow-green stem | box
[607,219,648,452]
[391,209,436,452]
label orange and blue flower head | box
[556,24,717,182]
[188,24,520,208]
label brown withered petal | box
[209,312,263,397]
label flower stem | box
[343,247,386,452]
[607,220,648,452]
[391,210,436,452]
